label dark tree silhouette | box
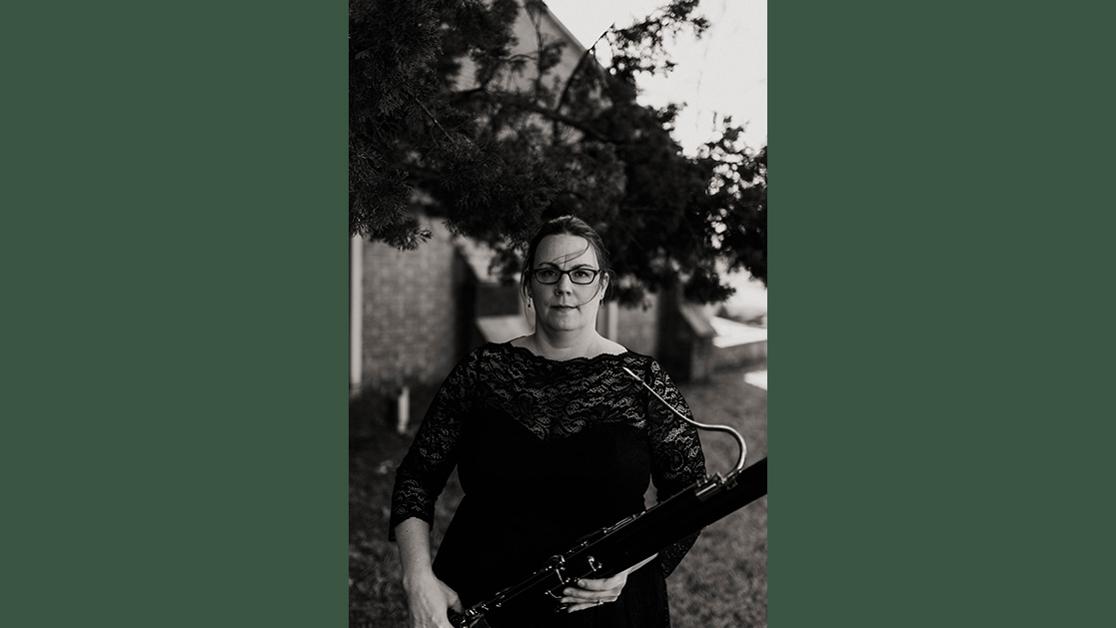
[350,0,766,303]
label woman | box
[390,216,706,628]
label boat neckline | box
[498,341,632,364]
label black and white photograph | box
[348,1,768,626]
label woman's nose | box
[554,273,574,291]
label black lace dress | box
[389,342,706,627]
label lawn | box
[349,366,768,627]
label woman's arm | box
[388,353,480,626]
[389,353,478,539]
[395,517,437,582]
[395,517,463,628]
[645,359,707,577]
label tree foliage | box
[350,0,766,303]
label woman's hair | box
[521,215,611,297]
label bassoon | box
[449,367,768,628]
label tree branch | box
[511,99,612,143]
[458,91,614,144]
[405,89,454,142]
[553,25,612,124]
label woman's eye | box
[536,269,559,281]
[571,270,593,281]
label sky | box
[543,0,767,154]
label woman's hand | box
[558,573,629,612]
[557,554,657,613]
[402,571,464,628]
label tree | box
[350,0,766,304]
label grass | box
[349,367,768,627]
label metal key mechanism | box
[621,366,748,474]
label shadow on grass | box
[349,369,767,627]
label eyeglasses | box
[531,266,602,285]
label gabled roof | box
[537,3,589,52]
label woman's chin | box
[541,308,587,330]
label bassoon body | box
[448,368,768,627]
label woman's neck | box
[523,329,602,361]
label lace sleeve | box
[388,353,477,540]
[645,358,707,577]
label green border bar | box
[773,1,1115,626]
[2,2,348,626]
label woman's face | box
[528,234,608,334]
